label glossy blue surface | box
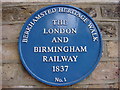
[18,5,102,86]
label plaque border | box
[18,4,103,86]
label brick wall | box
[2,1,120,88]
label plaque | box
[18,5,102,86]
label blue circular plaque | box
[18,5,102,86]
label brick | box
[60,83,119,88]
[106,41,118,58]
[2,24,22,42]
[2,64,36,84]
[0,44,2,61]
[101,40,107,58]
[2,42,20,62]
[101,4,120,18]
[98,22,117,39]
[2,4,98,22]
[73,5,98,18]
[2,64,18,81]
[91,62,119,80]
[82,7,97,18]
[16,64,36,81]
[2,83,119,88]
[118,42,120,61]
[87,83,118,88]
[0,65,2,86]
[100,57,118,62]
[2,0,50,2]
[2,6,40,22]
